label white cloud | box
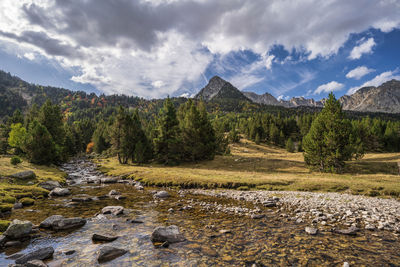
[349,38,376,60]
[0,0,399,97]
[347,70,400,95]
[314,81,344,94]
[346,66,374,79]
[23,52,35,60]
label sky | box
[0,0,399,100]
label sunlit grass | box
[96,139,400,198]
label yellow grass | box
[0,156,66,205]
[96,139,400,198]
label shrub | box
[0,203,13,213]
[2,196,16,204]
[20,197,35,206]
[0,220,11,232]
[10,156,22,165]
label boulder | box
[334,226,359,236]
[154,191,170,198]
[26,260,48,267]
[251,214,265,219]
[71,194,93,202]
[13,203,23,209]
[92,233,118,242]
[38,181,61,191]
[15,247,54,264]
[4,240,22,247]
[49,188,70,197]
[97,246,127,263]
[108,190,120,196]
[100,178,119,184]
[10,171,36,180]
[3,219,32,239]
[101,206,124,216]
[305,227,318,235]
[39,215,86,230]
[151,225,185,243]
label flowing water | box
[0,159,399,266]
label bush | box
[0,220,11,232]
[20,197,35,206]
[2,196,16,204]
[0,203,13,213]
[10,156,22,165]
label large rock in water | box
[15,247,54,264]
[101,206,124,216]
[49,188,70,197]
[39,215,86,231]
[10,171,36,180]
[92,233,118,242]
[153,191,170,198]
[38,180,61,191]
[97,246,127,263]
[25,259,48,267]
[151,225,185,243]
[3,219,32,239]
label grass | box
[95,139,400,198]
[0,155,66,206]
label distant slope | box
[195,76,250,102]
[339,80,400,113]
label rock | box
[334,226,359,236]
[102,206,124,216]
[343,262,350,267]
[49,188,70,197]
[15,247,54,264]
[4,240,22,247]
[71,194,93,202]
[52,217,86,231]
[305,227,318,235]
[39,215,86,230]
[168,208,174,213]
[151,225,185,243]
[128,219,144,224]
[114,195,126,200]
[97,246,127,263]
[26,260,48,267]
[10,171,36,180]
[92,233,118,242]
[38,181,61,191]
[262,201,276,207]
[251,214,265,219]
[101,178,119,184]
[64,250,75,255]
[13,203,23,209]
[0,235,7,246]
[108,190,120,196]
[4,219,32,239]
[219,229,232,234]
[134,184,144,190]
[40,215,64,228]
[154,191,170,198]
[295,218,304,224]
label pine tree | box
[110,106,130,164]
[302,93,355,173]
[38,100,65,146]
[92,120,110,154]
[286,138,295,153]
[24,120,57,165]
[154,98,181,165]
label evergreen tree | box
[92,120,110,154]
[154,98,181,165]
[38,100,65,146]
[24,120,57,165]
[286,138,295,153]
[302,93,355,173]
[110,106,130,164]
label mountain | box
[280,97,324,108]
[195,76,250,102]
[339,80,400,113]
[243,92,280,105]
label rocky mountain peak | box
[195,76,249,102]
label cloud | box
[347,70,400,94]
[0,0,400,97]
[23,52,35,61]
[349,38,376,60]
[314,81,344,94]
[346,66,375,79]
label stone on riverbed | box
[39,215,86,230]
[38,180,61,191]
[92,233,118,242]
[334,226,359,236]
[26,259,48,267]
[49,188,70,197]
[71,194,93,202]
[97,246,127,263]
[108,190,120,196]
[3,219,32,239]
[305,227,318,235]
[15,246,54,264]
[154,191,170,198]
[101,177,119,184]
[102,206,124,216]
[151,225,185,243]
[10,171,36,180]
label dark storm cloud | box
[21,0,242,50]
[0,30,79,57]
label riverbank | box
[95,140,400,197]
